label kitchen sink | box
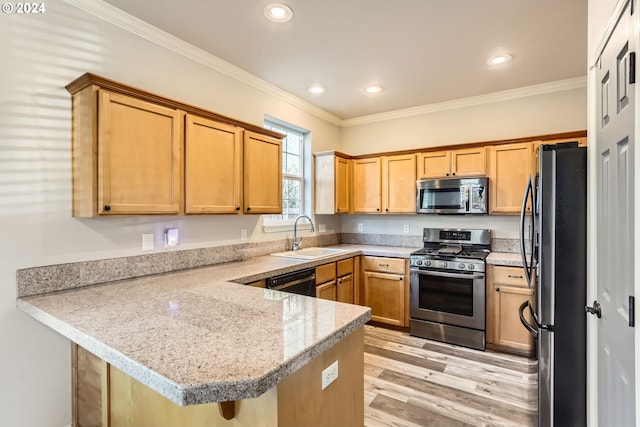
[270,247,349,260]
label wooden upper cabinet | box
[417,147,486,179]
[416,150,451,178]
[185,115,242,214]
[382,154,416,213]
[488,142,532,214]
[95,90,183,216]
[243,131,282,214]
[352,157,382,213]
[314,153,351,214]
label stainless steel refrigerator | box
[519,142,587,427]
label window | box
[264,118,308,224]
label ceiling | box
[102,0,587,121]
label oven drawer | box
[363,256,405,274]
[492,265,527,288]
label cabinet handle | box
[236,207,240,211]
[385,208,389,212]
[452,172,456,176]
[247,207,251,211]
[376,208,380,211]
[508,275,523,279]
[379,263,389,267]
[446,173,449,176]
[104,205,111,211]
[496,287,500,292]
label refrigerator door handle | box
[519,177,534,288]
[519,300,538,338]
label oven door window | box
[421,188,464,210]
[418,273,474,317]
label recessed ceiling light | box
[488,54,512,65]
[364,85,384,94]
[264,3,293,22]
[308,84,325,94]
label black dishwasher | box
[266,268,316,297]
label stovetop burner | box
[410,228,491,270]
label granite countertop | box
[16,244,418,407]
[486,252,525,267]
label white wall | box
[0,2,340,425]
[338,86,587,238]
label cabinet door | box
[185,115,242,214]
[416,150,451,179]
[243,131,282,214]
[494,285,535,352]
[98,91,182,214]
[317,281,337,301]
[335,156,351,213]
[487,142,532,214]
[352,158,382,213]
[382,154,416,213]
[337,274,354,304]
[363,271,405,326]
[451,147,486,177]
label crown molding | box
[63,0,343,126]
[342,76,587,127]
[64,0,586,130]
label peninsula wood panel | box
[73,328,365,427]
[382,154,416,213]
[352,157,382,213]
[97,91,183,215]
[243,131,282,214]
[278,327,364,427]
[185,115,242,214]
[488,142,532,214]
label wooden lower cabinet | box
[362,256,408,327]
[73,328,364,427]
[486,265,535,356]
[317,280,337,300]
[337,274,354,304]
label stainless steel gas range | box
[409,228,490,350]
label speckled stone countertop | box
[486,252,525,267]
[17,244,421,407]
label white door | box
[594,0,636,425]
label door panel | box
[595,1,636,424]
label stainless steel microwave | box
[416,177,488,214]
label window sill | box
[262,221,313,234]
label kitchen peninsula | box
[17,259,371,427]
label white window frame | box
[262,118,310,232]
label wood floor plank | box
[364,325,537,427]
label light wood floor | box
[363,325,538,427]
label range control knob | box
[441,261,448,268]
[416,260,423,266]
[425,260,432,267]
[459,263,465,269]
[468,264,475,270]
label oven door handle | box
[410,269,484,280]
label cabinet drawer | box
[316,262,336,284]
[337,258,354,277]
[362,256,405,274]
[492,265,528,287]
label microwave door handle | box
[465,185,470,211]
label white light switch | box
[240,229,247,240]
[142,233,154,251]
[164,228,179,248]
[357,223,363,232]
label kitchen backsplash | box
[16,233,524,298]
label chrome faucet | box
[292,215,315,251]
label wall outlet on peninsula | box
[321,360,338,390]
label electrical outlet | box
[403,224,410,234]
[142,233,154,251]
[164,228,179,248]
[318,224,326,233]
[321,360,338,390]
[240,229,247,240]
[357,223,363,232]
